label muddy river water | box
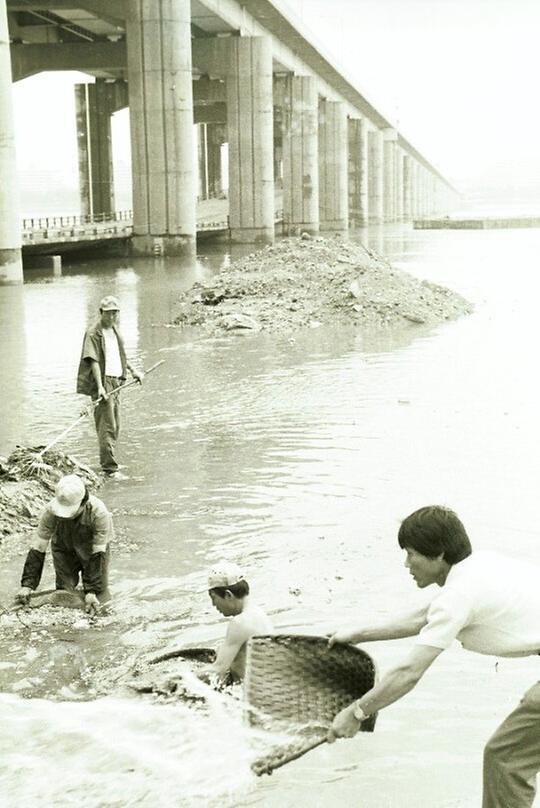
[0,225,539,807]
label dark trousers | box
[483,680,540,807]
[93,376,121,473]
[52,544,111,603]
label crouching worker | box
[15,474,112,616]
[208,561,272,685]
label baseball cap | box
[50,475,86,518]
[99,295,120,311]
[208,561,245,590]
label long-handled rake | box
[19,359,165,480]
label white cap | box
[99,295,120,311]
[207,561,245,590]
[50,475,86,518]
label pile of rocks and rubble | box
[172,235,473,335]
[0,447,100,559]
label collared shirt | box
[76,321,128,397]
[416,551,540,657]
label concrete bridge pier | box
[429,175,438,215]
[126,0,196,256]
[383,128,397,222]
[226,36,274,243]
[197,122,225,200]
[273,103,283,190]
[280,74,319,235]
[410,161,419,220]
[403,154,412,221]
[368,128,384,223]
[0,0,22,284]
[394,145,404,221]
[348,117,368,226]
[318,99,348,231]
[419,168,428,218]
[75,79,127,218]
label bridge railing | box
[21,208,284,243]
[22,210,133,231]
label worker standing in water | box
[76,295,144,480]
[15,474,113,615]
[207,561,273,684]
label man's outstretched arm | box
[327,644,442,742]
[328,603,429,646]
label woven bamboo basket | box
[245,634,377,775]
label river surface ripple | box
[1,225,539,807]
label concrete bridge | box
[0,0,458,283]
[21,203,284,261]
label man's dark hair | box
[209,580,250,599]
[398,506,472,564]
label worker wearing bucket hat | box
[15,474,113,615]
[76,295,144,480]
[207,560,272,684]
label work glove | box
[84,592,100,616]
[14,586,32,606]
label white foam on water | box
[0,692,256,808]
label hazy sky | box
[288,0,540,196]
[12,0,540,210]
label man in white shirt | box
[76,295,143,479]
[327,505,540,808]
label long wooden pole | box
[36,359,165,458]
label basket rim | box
[249,632,372,653]
[247,633,378,672]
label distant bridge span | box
[1,0,458,282]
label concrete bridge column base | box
[368,129,384,224]
[394,146,404,221]
[383,129,397,222]
[348,117,368,226]
[126,0,196,251]
[403,155,412,221]
[209,125,225,198]
[318,99,348,231]
[226,36,274,244]
[281,75,319,236]
[131,234,196,257]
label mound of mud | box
[172,235,473,335]
[0,447,100,555]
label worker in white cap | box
[15,474,113,615]
[207,560,272,684]
[76,294,144,480]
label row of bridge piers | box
[1,0,456,283]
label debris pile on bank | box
[0,447,100,553]
[172,235,473,334]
